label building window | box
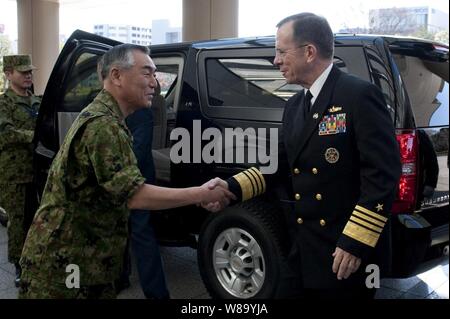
[416,14,428,26]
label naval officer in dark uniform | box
[210,13,401,299]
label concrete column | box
[182,0,238,42]
[17,0,59,94]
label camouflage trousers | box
[19,276,117,299]
[0,183,27,264]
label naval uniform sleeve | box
[227,167,267,202]
[84,118,146,206]
[337,82,401,259]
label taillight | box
[391,129,419,214]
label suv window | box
[153,56,184,113]
[366,47,397,123]
[156,67,178,97]
[205,56,350,108]
[61,52,102,112]
[206,57,296,108]
[57,51,103,145]
[199,46,370,121]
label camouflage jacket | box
[0,88,40,184]
[20,90,145,286]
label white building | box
[151,19,182,45]
[369,6,449,35]
[94,24,152,45]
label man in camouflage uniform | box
[19,44,234,299]
[0,55,40,287]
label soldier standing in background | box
[0,55,41,287]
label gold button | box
[320,219,326,227]
[294,168,300,175]
[316,194,322,201]
[312,168,318,175]
[295,193,301,201]
[297,218,303,224]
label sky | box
[0,0,449,41]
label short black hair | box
[277,13,334,60]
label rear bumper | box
[431,223,449,246]
[389,203,449,278]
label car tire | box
[0,207,7,227]
[198,197,291,299]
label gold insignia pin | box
[376,203,384,212]
[328,106,342,113]
[325,147,339,164]
[313,113,319,119]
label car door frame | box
[32,30,120,200]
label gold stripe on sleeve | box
[342,221,380,247]
[352,211,385,228]
[355,205,388,222]
[247,168,263,195]
[233,172,254,201]
[349,216,383,233]
[249,167,266,194]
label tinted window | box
[206,58,290,108]
[61,52,102,112]
[205,56,350,108]
[199,46,369,121]
[366,47,396,123]
[156,66,178,98]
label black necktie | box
[303,90,313,119]
[289,90,313,147]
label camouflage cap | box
[2,54,37,72]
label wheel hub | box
[213,228,265,298]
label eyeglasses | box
[275,43,310,58]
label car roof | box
[150,34,449,51]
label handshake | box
[198,178,236,213]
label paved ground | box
[0,224,448,299]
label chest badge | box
[328,106,342,113]
[325,148,340,164]
[319,113,346,136]
[313,113,319,119]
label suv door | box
[32,30,119,202]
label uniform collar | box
[4,87,33,99]
[94,89,125,122]
[308,63,333,106]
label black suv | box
[29,30,448,299]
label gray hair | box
[100,43,150,80]
[276,13,334,60]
